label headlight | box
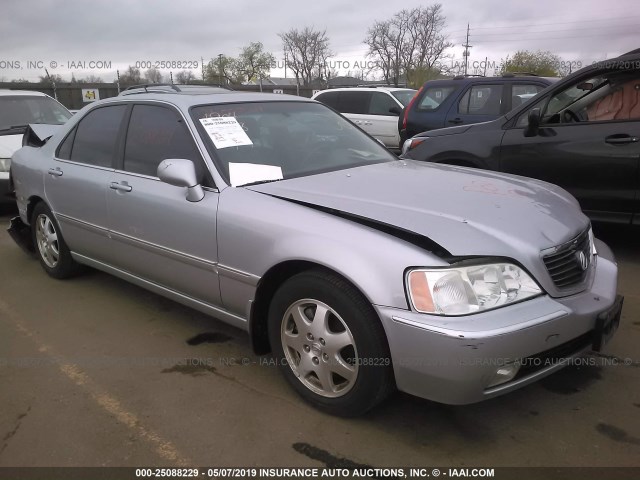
[407,263,542,316]
[401,137,426,156]
[0,158,10,172]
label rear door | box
[335,91,373,131]
[445,83,505,126]
[366,91,402,148]
[45,104,127,263]
[107,103,222,305]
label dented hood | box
[247,160,590,258]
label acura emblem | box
[577,251,589,271]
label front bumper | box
[375,239,621,405]
[0,174,13,204]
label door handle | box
[48,168,63,177]
[109,182,132,192]
[448,118,463,125]
[605,134,639,145]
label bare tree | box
[279,27,332,86]
[144,67,163,84]
[175,70,196,84]
[73,74,104,83]
[235,42,275,83]
[364,4,452,87]
[39,74,64,84]
[119,66,142,85]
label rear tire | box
[268,269,395,416]
[31,202,81,279]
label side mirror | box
[157,159,205,202]
[524,108,542,137]
[389,106,402,116]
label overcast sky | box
[1,0,638,82]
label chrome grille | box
[543,229,592,289]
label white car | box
[0,90,72,203]
[312,87,416,152]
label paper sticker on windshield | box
[199,117,253,149]
[229,163,283,187]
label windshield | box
[0,95,72,131]
[391,89,418,106]
[191,101,395,186]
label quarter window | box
[70,105,127,167]
[123,105,203,179]
[417,86,455,110]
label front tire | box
[268,269,394,416]
[32,202,81,279]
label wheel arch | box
[248,260,382,355]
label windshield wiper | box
[0,124,29,132]
[238,178,284,187]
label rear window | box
[391,89,417,106]
[417,86,456,111]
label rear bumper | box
[375,241,621,405]
[7,216,34,254]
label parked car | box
[312,87,416,152]
[0,90,72,203]
[403,48,640,225]
[399,74,557,145]
[9,88,621,416]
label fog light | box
[486,362,520,388]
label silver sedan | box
[9,87,622,416]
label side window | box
[369,92,399,115]
[458,85,503,115]
[70,105,127,167]
[417,86,455,111]
[511,84,545,109]
[337,91,372,114]
[56,127,77,160]
[123,105,203,179]
[315,91,340,110]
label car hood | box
[0,134,23,158]
[247,160,589,259]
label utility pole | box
[116,70,121,94]
[201,57,205,81]
[170,71,174,84]
[218,54,223,86]
[462,23,472,76]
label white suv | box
[312,87,416,152]
[0,90,72,203]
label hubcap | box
[280,299,358,398]
[35,214,60,268]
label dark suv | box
[399,74,557,144]
[402,48,640,225]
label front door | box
[107,103,221,305]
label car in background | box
[402,48,640,226]
[9,89,621,416]
[0,90,72,203]
[399,74,557,144]
[312,87,416,152]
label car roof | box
[0,89,48,97]
[422,75,557,87]
[316,87,415,94]
[100,91,314,109]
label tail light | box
[402,85,424,130]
